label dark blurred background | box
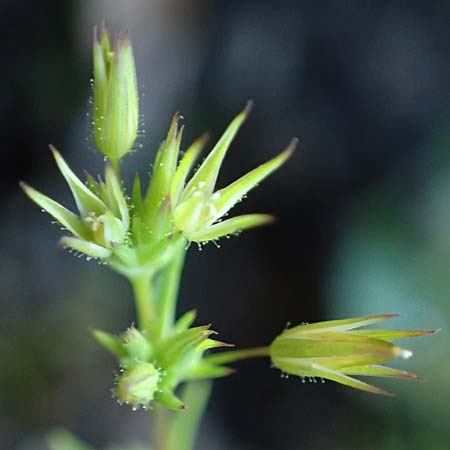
[1,1,450,449]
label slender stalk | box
[205,346,270,365]
[166,381,212,450]
[129,272,155,335]
[109,156,120,176]
[151,406,170,450]
[155,244,186,339]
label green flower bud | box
[115,362,160,408]
[270,314,435,395]
[122,326,153,364]
[93,25,139,161]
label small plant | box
[22,26,435,450]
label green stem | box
[151,406,170,450]
[205,346,271,365]
[109,156,120,175]
[155,243,186,339]
[166,381,212,450]
[130,272,155,336]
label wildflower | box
[21,147,129,260]
[93,25,139,161]
[143,102,296,243]
[270,314,435,395]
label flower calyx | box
[270,314,436,395]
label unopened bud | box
[93,25,139,161]
[115,362,160,408]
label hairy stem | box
[205,346,271,365]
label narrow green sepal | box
[51,146,106,216]
[92,329,127,359]
[84,170,101,197]
[181,102,251,201]
[132,172,143,214]
[104,165,129,230]
[209,139,296,223]
[157,326,212,366]
[20,182,90,240]
[349,328,437,341]
[174,309,197,333]
[59,236,111,258]
[171,133,208,206]
[154,389,186,411]
[185,361,234,380]
[342,365,420,379]
[196,338,233,352]
[189,214,275,242]
[282,314,399,338]
[144,113,182,220]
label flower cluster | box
[94,311,231,410]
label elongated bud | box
[270,314,435,395]
[115,362,160,408]
[93,25,139,161]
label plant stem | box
[151,406,170,450]
[109,156,120,176]
[130,272,155,335]
[205,346,271,365]
[166,381,212,450]
[155,244,186,339]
